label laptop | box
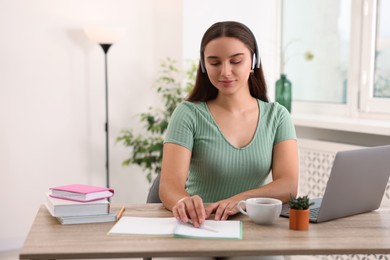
[280,145,390,223]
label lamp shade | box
[84,26,126,44]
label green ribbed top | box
[164,100,296,202]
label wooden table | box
[19,204,390,259]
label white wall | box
[0,0,183,250]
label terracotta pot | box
[289,208,310,231]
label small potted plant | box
[288,195,314,231]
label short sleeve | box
[164,102,196,151]
[273,103,297,144]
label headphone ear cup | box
[252,53,256,70]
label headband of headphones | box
[200,28,261,73]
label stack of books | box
[45,184,116,225]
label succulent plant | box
[288,195,314,210]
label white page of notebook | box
[108,217,177,236]
[108,216,242,239]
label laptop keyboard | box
[310,207,320,219]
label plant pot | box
[289,208,310,231]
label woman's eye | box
[208,60,241,66]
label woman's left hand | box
[205,196,243,220]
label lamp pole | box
[84,26,126,189]
[100,43,112,188]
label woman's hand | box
[172,195,206,228]
[205,195,244,220]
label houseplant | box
[116,58,196,183]
[288,195,314,231]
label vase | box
[289,208,310,231]
[275,74,292,112]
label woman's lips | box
[219,80,235,85]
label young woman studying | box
[159,21,298,237]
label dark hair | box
[187,21,269,102]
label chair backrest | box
[146,174,162,203]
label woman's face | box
[203,37,253,96]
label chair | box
[146,174,161,203]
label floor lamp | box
[84,27,126,188]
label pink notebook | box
[49,184,114,202]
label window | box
[374,0,390,98]
[360,0,390,113]
[282,0,351,104]
[282,0,390,116]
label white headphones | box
[200,32,261,73]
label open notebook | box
[107,216,242,240]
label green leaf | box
[288,195,314,210]
[116,58,196,183]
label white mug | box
[237,197,282,225]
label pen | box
[117,206,125,221]
[187,220,219,233]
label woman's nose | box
[221,62,232,76]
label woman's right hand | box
[172,195,206,228]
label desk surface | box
[20,204,390,259]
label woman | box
[159,21,298,229]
